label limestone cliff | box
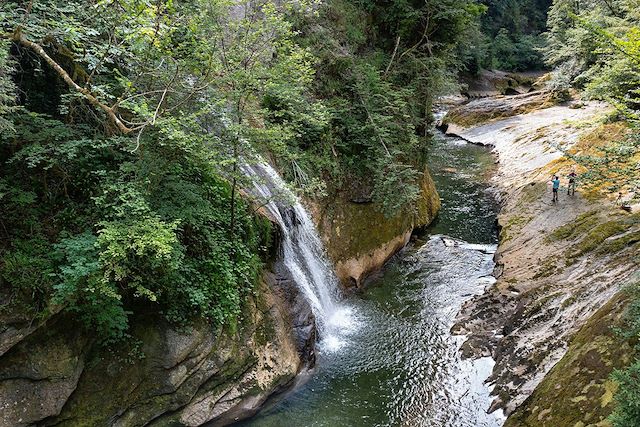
[446,95,640,424]
[0,242,315,427]
[309,168,440,289]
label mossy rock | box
[505,292,633,427]
[545,210,639,262]
[313,167,440,287]
[0,276,305,427]
[546,210,600,242]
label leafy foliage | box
[610,281,640,426]
[546,0,640,198]
[0,39,16,133]
[474,0,551,71]
[610,360,640,427]
[277,0,484,216]
[1,0,312,342]
[0,0,528,343]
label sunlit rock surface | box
[310,167,441,289]
[448,97,640,423]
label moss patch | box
[546,210,600,242]
[569,220,630,259]
[597,229,640,256]
[505,292,633,427]
[533,258,560,279]
[519,182,547,205]
[316,167,440,263]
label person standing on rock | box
[552,176,560,202]
[567,171,577,195]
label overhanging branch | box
[10,27,132,134]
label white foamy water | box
[241,126,504,427]
[242,161,357,349]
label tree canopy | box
[0,0,486,342]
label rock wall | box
[459,69,546,98]
[504,292,634,426]
[309,167,440,289]
[0,258,315,427]
[446,97,640,422]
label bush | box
[1,113,270,344]
[610,281,640,426]
[547,64,573,102]
[610,360,640,427]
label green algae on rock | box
[310,167,440,288]
[505,292,633,427]
[0,274,312,427]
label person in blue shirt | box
[552,176,560,202]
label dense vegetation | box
[544,0,639,200]
[474,0,552,71]
[284,0,485,215]
[0,0,321,342]
[0,0,487,343]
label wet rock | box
[460,69,545,98]
[0,317,90,427]
[450,97,637,420]
[459,333,496,358]
[271,266,316,363]
[0,271,314,427]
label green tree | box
[0,0,315,342]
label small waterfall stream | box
[242,127,503,427]
[242,161,355,348]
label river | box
[240,129,502,427]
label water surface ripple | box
[242,132,501,426]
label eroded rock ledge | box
[447,96,639,424]
[309,167,441,289]
[0,251,315,427]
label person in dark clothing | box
[567,171,577,195]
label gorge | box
[1,0,640,426]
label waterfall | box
[242,161,352,347]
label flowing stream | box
[241,128,502,426]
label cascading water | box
[242,122,504,427]
[241,161,355,348]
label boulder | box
[460,69,546,98]
[0,269,315,427]
[309,167,440,289]
[442,90,555,131]
[0,317,89,426]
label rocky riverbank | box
[0,224,315,427]
[447,93,640,425]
